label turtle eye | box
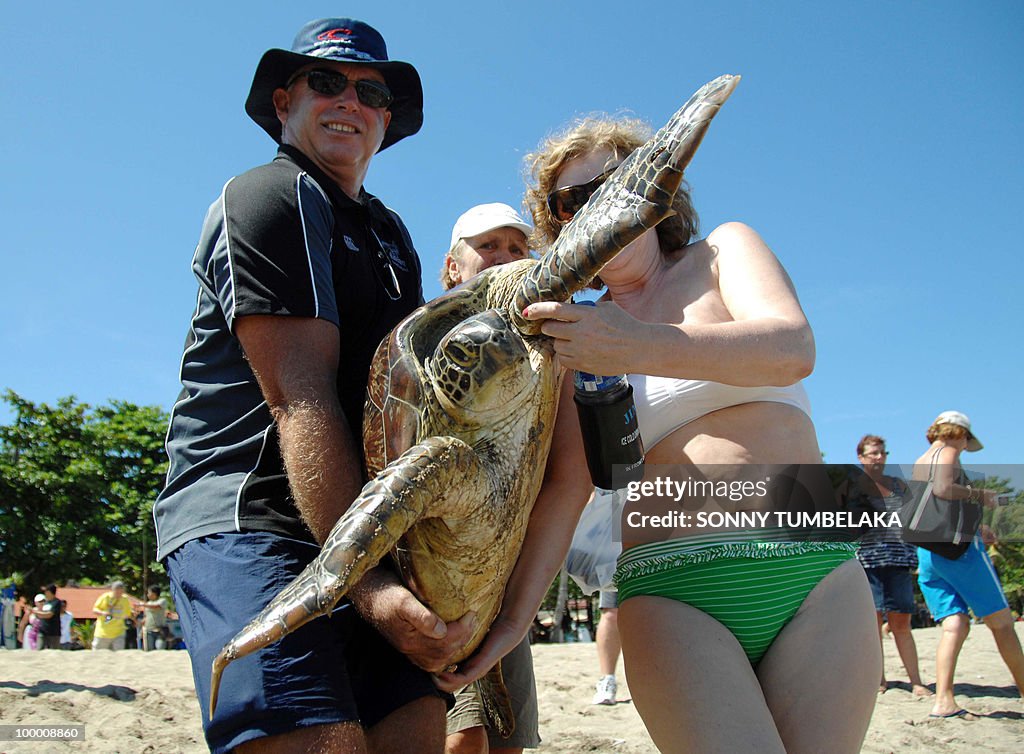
[444,340,476,368]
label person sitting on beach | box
[911,411,1024,719]
[516,115,880,752]
[853,434,932,696]
[440,202,540,754]
[92,581,133,651]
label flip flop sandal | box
[928,709,976,720]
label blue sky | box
[1,1,1021,472]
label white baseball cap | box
[449,203,532,253]
[934,410,983,451]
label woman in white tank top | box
[521,115,878,753]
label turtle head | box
[430,309,535,421]
[509,74,740,334]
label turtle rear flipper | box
[209,436,492,718]
[479,660,515,739]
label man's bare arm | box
[235,313,471,667]
[235,315,362,544]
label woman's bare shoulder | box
[913,444,960,467]
[706,221,766,249]
[704,222,785,271]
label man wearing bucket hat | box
[155,17,471,753]
[912,411,1024,719]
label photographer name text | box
[626,510,901,530]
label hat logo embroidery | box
[318,29,354,41]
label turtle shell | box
[363,329,423,479]
[363,280,496,478]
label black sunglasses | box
[368,228,402,301]
[287,69,394,109]
[546,166,617,224]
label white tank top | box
[628,373,812,449]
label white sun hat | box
[449,203,532,253]
[934,410,983,452]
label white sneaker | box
[592,674,617,705]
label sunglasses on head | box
[287,69,394,109]
[546,166,618,224]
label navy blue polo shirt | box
[155,146,423,560]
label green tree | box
[0,390,168,595]
[982,482,1024,615]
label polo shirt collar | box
[276,144,372,210]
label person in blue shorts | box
[155,18,472,753]
[912,411,1024,719]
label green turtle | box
[209,74,740,728]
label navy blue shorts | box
[864,565,916,614]
[167,532,447,753]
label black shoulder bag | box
[901,448,982,559]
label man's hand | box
[432,616,523,693]
[349,566,476,673]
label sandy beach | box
[1,625,1022,753]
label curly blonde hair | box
[523,115,699,252]
[926,422,969,444]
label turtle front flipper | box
[209,435,492,718]
[511,74,740,333]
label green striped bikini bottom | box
[615,531,856,665]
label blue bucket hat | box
[245,18,423,151]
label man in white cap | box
[439,204,540,754]
[441,203,533,291]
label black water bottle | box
[572,304,645,490]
